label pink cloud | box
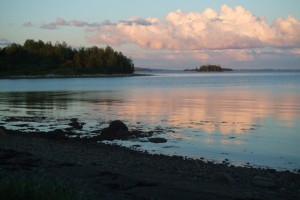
[56,17,69,26]
[87,5,300,50]
[71,20,88,27]
[40,17,69,29]
[40,17,88,29]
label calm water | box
[1,71,300,170]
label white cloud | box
[87,5,300,50]
[38,5,300,50]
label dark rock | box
[15,124,30,127]
[91,130,101,134]
[68,118,84,130]
[96,120,167,142]
[64,127,74,132]
[73,123,83,130]
[50,129,65,135]
[130,130,154,138]
[70,118,78,122]
[100,127,114,140]
[109,120,129,132]
[99,120,130,140]
[148,138,167,143]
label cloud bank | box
[85,5,300,50]
[37,5,300,51]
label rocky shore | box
[0,128,300,200]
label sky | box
[1,0,300,70]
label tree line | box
[184,64,232,72]
[0,39,134,76]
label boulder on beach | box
[108,120,129,133]
[95,120,167,142]
[100,120,130,140]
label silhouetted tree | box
[0,39,134,76]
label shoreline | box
[1,129,299,199]
[1,116,298,172]
[0,73,152,80]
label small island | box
[0,39,134,77]
[184,64,233,72]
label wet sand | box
[0,129,300,200]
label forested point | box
[184,64,233,72]
[0,39,134,76]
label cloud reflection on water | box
[1,88,299,136]
[95,88,300,135]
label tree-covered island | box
[184,64,233,72]
[0,39,134,77]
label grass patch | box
[0,174,83,200]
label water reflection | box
[1,80,300,170]
[93,88,300,135]
[1,88,299,135]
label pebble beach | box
[1,127,300,200]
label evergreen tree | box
[0,40,134,76]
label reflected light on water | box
[1,88,299,136]
[97,88,300,135]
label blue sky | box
[1,0,300,69]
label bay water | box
[0,71,300,171]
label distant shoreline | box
[0,73,151,80]
[1,69,299,80]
